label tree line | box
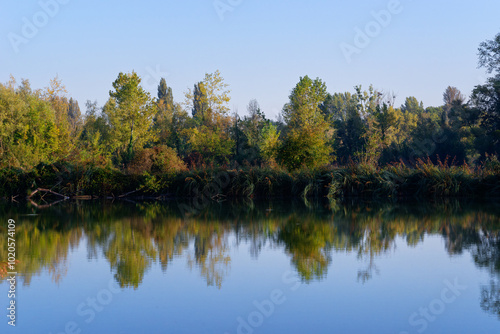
[1,33,499,173]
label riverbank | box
[1,160,499,202]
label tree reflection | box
[471,234,500,318]
[440,214,500,319]
[103,219,157,289]
[0,206,81,285]
[277,215,332,282]
[0,198,499,319]
[189,233,231,289]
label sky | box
[1,0,499,120]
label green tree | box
[154,78,175,144]
[157,78,173,106]
[364,103,399,164]
[186,70,231,129]
[236,99,267,164]
[190,82,208,122]
[471,32,500,157]
[259,123,280,165]
[185,71,234,164]
[0,77,63,168]
[354,85,380,117]
[43,76,80,159]
[442,86,465,126]
[401,96,425,115]
[104,72,157,164]
[188,126,234,165]
[67,97,82,135]
[478,32,500,75]
[325,88,382,163]
[170,104,193,157]
[79,100,111,165]
[279,76,332,170]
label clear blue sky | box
[1,0,499,119]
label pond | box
[0,199,499,334]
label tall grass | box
[0,157,499,200]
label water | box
[0,200,499,334]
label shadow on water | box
[0,198,499,318]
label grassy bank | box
[1,159,500,201]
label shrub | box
[127,145,186,175]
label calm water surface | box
[0,200,499,334]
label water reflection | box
[0,200,499,317]
[444,222,500,319]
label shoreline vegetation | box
[1,33,500,204]
[1,158,499,204]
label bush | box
[127,145,186,175]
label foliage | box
[187,126,234,165]
[127,145,187,175]
[259,123,281,165]
[185,70,231,129]
[104,72,158,164]
[0,78,66,168]
[1,32,500,186]
[279,76,332,170]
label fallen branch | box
[28,188,70,200]
[118,190,140,198]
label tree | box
[185,71,234,164]
[157,78,173,106]
[283,76,328,128]
[79,100,111,165]
[185,70,231,129]
[324,87,384,163]
[245,99,265,146]
[478,32,500,75]
[401,96,424,115]
[154,78,175,144]
[442,86,465,126]
[0,78,61,168]
[67,97,82,135]
[236,99,267,164]
[259,123,280,165]
[471,32,500,157]
[203,70,231,116]
[320,92,358,123]
[191,82,208,122]
[43,76,78,158]
[188,126,234,165]
[354,85,380,118]
[279,76,332,170]
[104,72,157,164]
[169,104,193,157]
[470,78,500,156]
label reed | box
[1,158,499,200]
